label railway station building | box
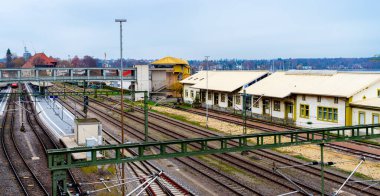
[243,70,380,128]
[181,70,269,111]
[150,56,191,98]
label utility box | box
[74,118,102,146]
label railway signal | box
[83,95,89,118]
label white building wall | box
[251,97,263,115]
[352,108,380,125]
[352,80,380,102]
[234,94,242,110]
[250,97,293,119]
[134,65,150,101]
[205,91,214,106]
[218,92,228,108]
[295,95,346,128]
[183,84,196,103]
[270,99,285,119]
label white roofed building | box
[181,70,269,112]
[243,70,380,128]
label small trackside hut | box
[74,118,103,146]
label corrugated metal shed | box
[190,70,269,92]
[243,71,380,98]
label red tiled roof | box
[22,53,57,68]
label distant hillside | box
[188,58,380,72]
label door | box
[285,103,293,120]
[201,91,206,103]
[373,114,379,124]
[262,99,270,115]
[214,93,219,105]
[359,112,365,125]
[228,95,233,107]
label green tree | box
[6,48,13,68]
[372,54,380,62]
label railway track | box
[54,84,380,195]
[0,92,49,195]
[94,96,380,195]
[61,82,380,161]
[57,93,270,195]
[23,84,82,196]
[56,89,324,195]
[53,92,194,195]
[173,106,380,159]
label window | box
[190,90,194,98]
[185,90,188,97]
[359,112,365,125]
[334,97,339,104]
[317,96,321,102]
[372,113,379,124]
[378,89,380,97]
[208,92,212,100]
[235,95,241,105]
[317,106,338,122]
[252,96,259,108]
[302,95,306,101]
[221,94,226,102]
[300,104,309,118]
[274,100,281,111]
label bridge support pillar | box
[52,169,67,196]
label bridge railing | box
[0,67,136,82]
[47,124,380,170]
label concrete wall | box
[295,95,346,128]
[75,123,100,146]
[150,70,167,92]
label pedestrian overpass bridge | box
[0,67,136,82]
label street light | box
[205,56,210,128]
[115,18,127,195]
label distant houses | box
[182,70,380,128]
[21,53,57,77]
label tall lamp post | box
[115,18,127,195]
[205,56,210,128]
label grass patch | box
[81,166,98,174]
[178,103,192,110]
[106,165,117,175]
[151,108,220,133]
[292,155,314,162]
[354,139,380,146]
[333,167,373,180]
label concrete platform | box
[61,137,103,160]
[0,87,11,116]
[25,83,75,138]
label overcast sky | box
[1,0,379,60]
